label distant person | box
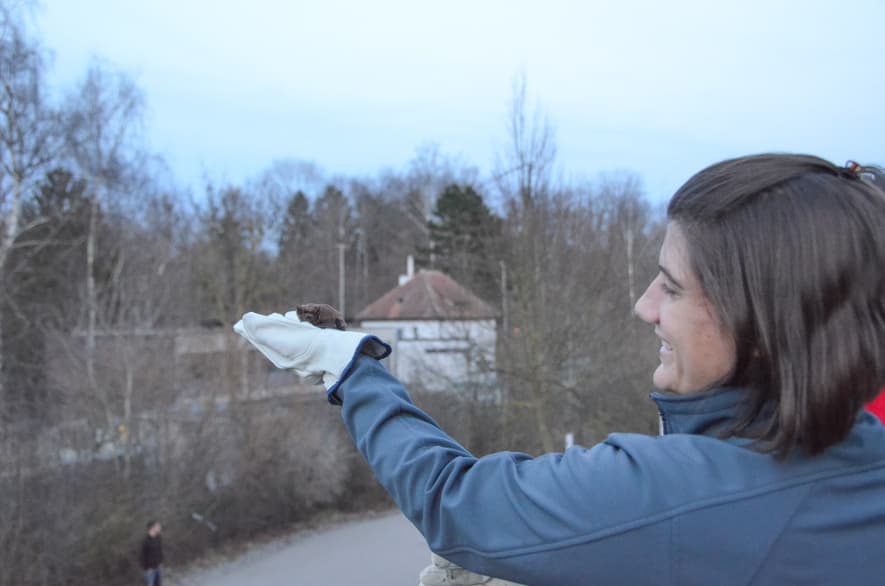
[140,520,164,586]
[236,154,885,585]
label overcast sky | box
[36,0,885,202]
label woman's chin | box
[652,365,673,391]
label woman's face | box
[634,223,736,394]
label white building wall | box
[357,319,496,391]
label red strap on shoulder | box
[866,389,885,424]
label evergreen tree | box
[193,185,273,325]
[4,168,94,417]
[276,190,320,303]
[311,185,352,311]
[425,183,501,304]
[278,190,312,256]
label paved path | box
[184,511,430,586]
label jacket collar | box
[651,386,748,436]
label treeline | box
[1,4,664,585]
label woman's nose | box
[634,281,658,325]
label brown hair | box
[668,153,885,457]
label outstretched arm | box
[336,355,682,585]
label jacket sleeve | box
[337,356,715,584]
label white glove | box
[418,554,524,586]
[233,310,390,402]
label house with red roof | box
[355,257,497,393]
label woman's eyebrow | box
[659,264,684,289]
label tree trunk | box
[86,192,116,463]
[86,194,97,393]
[0,278,5,412]
[531,383,555,453]
[0,173,23,406]
[121,336,133,480]
[625,223,636,312]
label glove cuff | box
[324,334,391,405]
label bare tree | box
[345,178,421,310]
[0,7,60,406]
[63,61,146,439]
[493,73,562,452]
[189,183,277,406]
[596,172,647,314]
[193,184,273,324]
[103,194,187,477]
[491,75,661,453]
[254,158,326,208]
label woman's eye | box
[661,282,677,296]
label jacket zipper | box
[658,409,668,435]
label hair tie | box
[846,160,885,190]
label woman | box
[235,154,885,585]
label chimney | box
[398,255,415,286]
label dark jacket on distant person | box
[140,535,164,570]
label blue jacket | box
[339,356,885,585]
